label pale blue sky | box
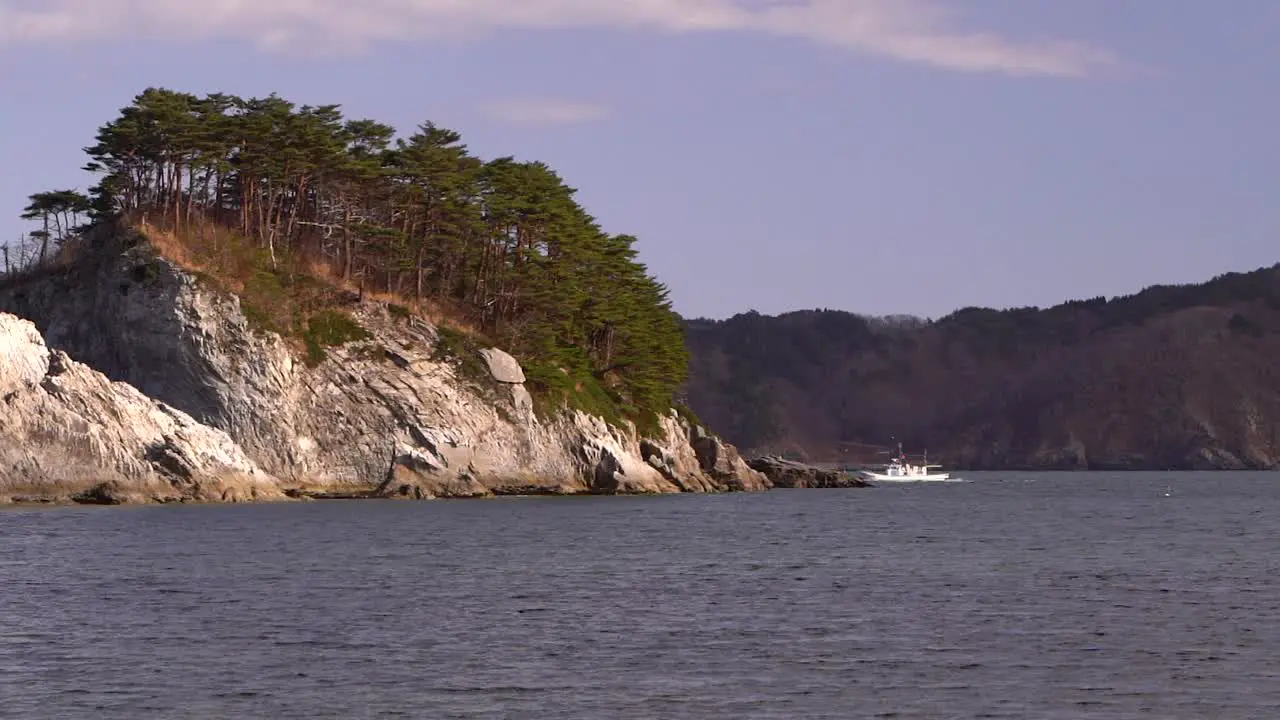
[1,1,1276,319]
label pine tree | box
[24,87,694,427]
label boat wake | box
[868,476,967,484]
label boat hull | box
[861,471,955,482]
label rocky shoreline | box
[0,312,285,505]
[0,305,780,505]
[1,232,803,505]
[747,456,872,488]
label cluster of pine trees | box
[10,87,690,423]
[3,190,93,274]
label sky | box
[1,1,1277,320]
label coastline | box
[0,231,774,504]
[0,455,866,507]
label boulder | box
[690,425,772,492]
[478,347,526,383]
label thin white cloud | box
[480,98,612,126]
[0,0,1123,77]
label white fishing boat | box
[857,443,956,482]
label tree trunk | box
[415,245,425,303]
[38,214,49,263]
[342,206,353,281]
[173,159,183,230]
[286,174,306,245]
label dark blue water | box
[2,472,1279,719]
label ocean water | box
[2,472,1278,719]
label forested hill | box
[3,87,688,429]
[682,265,1280,470]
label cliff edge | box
[0,230,767,503]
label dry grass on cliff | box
[135,218,486,340]
[0,233,94,291]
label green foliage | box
[672,401,704,429]
[431,324,470,358]
[302,310,371,367]
[39,85,690,426]
[240,302,280,335]
[523,360,624,427]
[431,325,491,384]
[521,361,572,419]
[386,303,412,321]
[18,189,92,263]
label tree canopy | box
[10,87,690,426]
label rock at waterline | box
[747,455,870,489]
[0,312,283,504]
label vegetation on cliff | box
[684,267,1280,469]
[2,87,689,427]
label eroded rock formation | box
[0,232,768,502]
[0,313,281,504]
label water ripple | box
[1,473,1279,718]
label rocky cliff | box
[0,313,282,503]
[684,267,1280,470]
[0,230,767,503]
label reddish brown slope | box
[683,266,1280,470]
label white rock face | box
[0,232,769,502]
[478,347,526,384]
[0,313,282,503]
[0,312,48,392]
